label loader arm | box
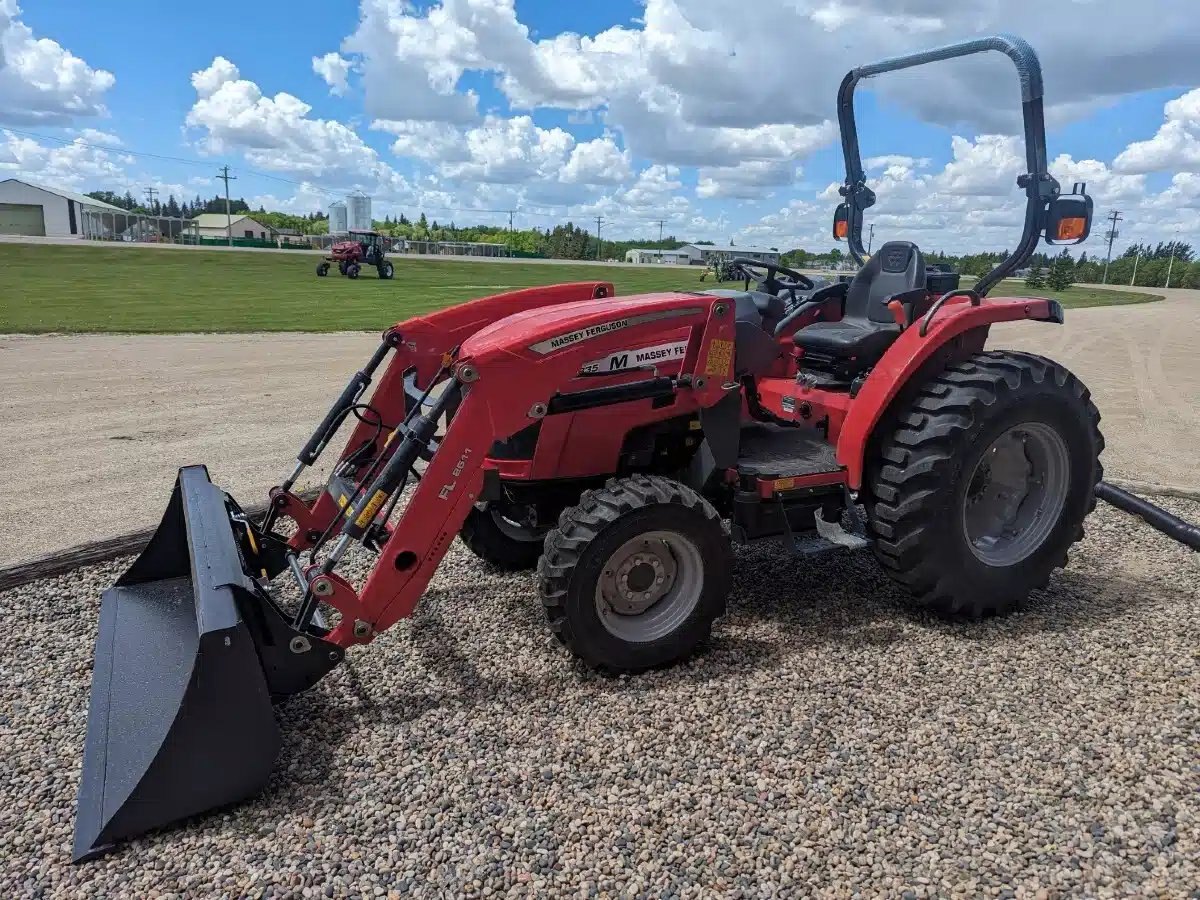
[308,292,736,645]
[268,281,614,549]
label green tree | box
[1025,264,1045,290]
[1046,250,1074,292]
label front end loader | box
[75,35,1199,861]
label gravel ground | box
[2,498,1198,898]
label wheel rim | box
[961,421,1071,567]
[488,506,544,543]
[594,530,703,643]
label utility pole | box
[216,165,237,247]
[867,223,875,255]
[1165,227,1180,289]
[1101,209,1122,284]
[595,215,604,261]
[1130,250,1140,286]
[657,219,665,243]
[143,186,159,213]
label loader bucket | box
[74,465,342,862]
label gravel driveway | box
[2,496,1197,898]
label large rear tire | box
[538,474,731,673]
[460,503,548,571]
[867,350,1103,617]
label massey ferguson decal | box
[528,308,700,355]
[580,339,689,374]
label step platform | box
[733,423,867,554]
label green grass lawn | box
[0,243,1163,334]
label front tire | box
[867,350,1103,617]
[345,263,360,279]
[460,503,548,571]
[316,262,329,276]
[379,262,395,279]
[538,475,731,673]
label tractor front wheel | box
[316,262,330,276]
[338,260,348,276]
[538,474,731,673]
[460,503,548,571]
[345,263,361,279]
[379,261,395,279]
[867,350,1103,617]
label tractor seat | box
[793,241,925,377]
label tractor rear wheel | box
[460,502,548,571]
[379,261,395,279]
[867,350,1103,618]
[538,474,731,674]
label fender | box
[836,295,1062,489]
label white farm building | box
[0,178,123,237]
[625,243,781,266]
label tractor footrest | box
[737,423,838,479]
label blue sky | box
[3,0,1199,254]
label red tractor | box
[315,229,395,279]
[74,35,1199,861]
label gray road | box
[0,287,1195,566]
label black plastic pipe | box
[1095,482,1200,551]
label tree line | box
[79,186,1198,281]
[784,242,1198,290]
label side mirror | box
[1045,184,1093,245]
[833,204,850,241]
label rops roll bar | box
[836,35,1061,296]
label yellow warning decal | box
[337,493,350,515]
[773,477,796,492]
[704,338,734,378]
[354,489,389,528]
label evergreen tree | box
[1025,264,1045,290]
[1046,250,1074,292]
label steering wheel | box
[730,258,814,303]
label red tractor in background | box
[75,35,1199,862]
[316,229,395,279]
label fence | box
[80,207,200,244]
[196,236,312,250]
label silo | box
[329,200,348,234]
[347,192,372,231]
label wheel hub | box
[962,422,1070,566]
[593,528,704,644]
[601,543,676,615]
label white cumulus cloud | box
[0,0,115,124]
